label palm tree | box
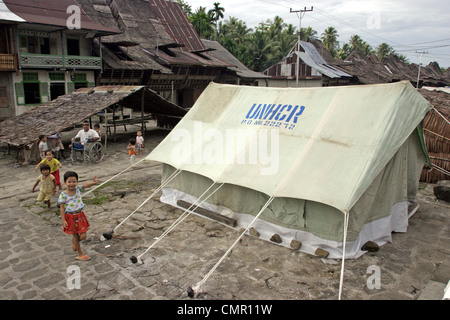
[301,26,317,41]
[208,2,225,23]
[336,43,351,60]
[177,0,192,16]
[349,34,374,56]
[208,2,224,37]
[376,42,394,60]
[189,7,214,39]
[321,26,339,57]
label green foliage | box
[182,1,413,72]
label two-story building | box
[0,0,118,119]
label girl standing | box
[127,138,137,168]
[32,163,56,209]
[58,171,98,261]
[34,150,63,190]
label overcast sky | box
[185,0,450,69]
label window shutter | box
[67,82,75,94]
[40,82,49,102]
[15,83,25,105]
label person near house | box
[34,150,63,190]
[136,130,144,155]
[32,163,56,209]
[93,123,102,141]
[71,121,100,149]
[47,132,65,159]
[127,138,137,168]
[58,170,98,261]
[38,135,48,160]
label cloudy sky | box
[184,0,450,69]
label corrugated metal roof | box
[148,0,204,52]
[298,41,352,78]
[3,0,119,35]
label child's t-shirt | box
[39,174,55,193]
[136,136,144,145]
[58,186,85,213]
[39,141,48,158]
[39,158,60,173]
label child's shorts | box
[64,210,90,234]
[37,190,52,202]
[51,170,61,187]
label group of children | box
[32,127,145,261]
[32,149,98,261]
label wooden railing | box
[0,53,16,71]
[19,53,102,70]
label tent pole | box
[338,210,350,300]
[104,108,107,152]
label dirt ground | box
[0,122,449,301]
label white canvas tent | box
[145,81,432,261]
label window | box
[67,38,80,56]
[67,73,94,93]
[15,72,49,105]
[0,87,8,108]
[19,35,50,54]
[49,72,65,81]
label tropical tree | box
[189,6,215,39]
[321,27,339,57]
[375,42,394,60]
[208,2,224,24]
[208,2,224,36]
[177,0,192,16]
[336,43,351,60]
[300,26,317,41]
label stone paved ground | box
[0,124,449,301]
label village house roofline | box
[2,0,120,36]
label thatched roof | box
[418,89,450,183]
[0,86,186,146]
[309,39,450,87]
[201,39,269,80]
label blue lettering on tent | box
[243,103,305,129]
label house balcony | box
[18,53,102,70]
[0,53,17,71]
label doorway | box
[50,83,66,100]
[23,82,41,104]
[67,38,80,56]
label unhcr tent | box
[145,81,432,259]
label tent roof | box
[0,86,186,146]
[146,81,432,212]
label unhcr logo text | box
[242,103,306,130]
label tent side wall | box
[159,131,427,259]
